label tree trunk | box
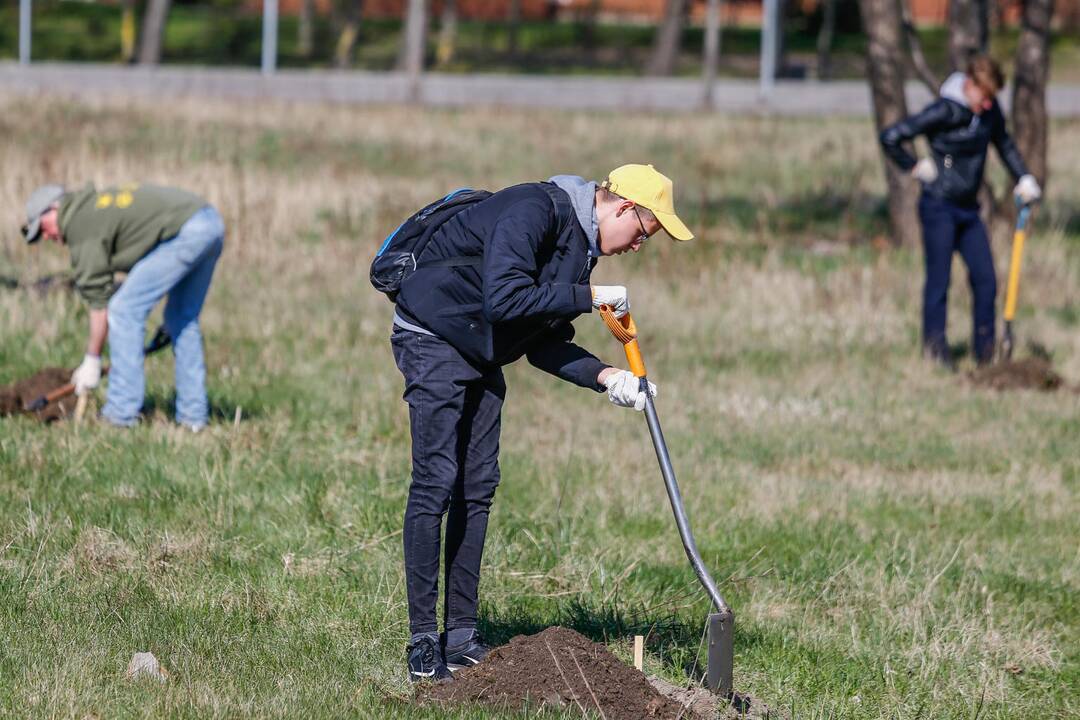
[816,0,836,80]
[860,0,920,247]
[299,0,315,59]
[507,0,523,57]
[1012,0,1053,186]
[647,0,691,77]
[580,0,602,57]
[137,0,172,65]
[436,0,459,66]
[399,0,429,77]
[948,0,989,70]
[333,0,363,69]
[702,0,722,107]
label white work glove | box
[603,369,657,412]
[1014,174,1041,204]
[71,354,102,396]
[912,157,938,184]
[592,285,629,319]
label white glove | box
[912,157,938,184]
[603,369,657,411]
[592,285,629,318]
[71,354,102,396]
[1014,174,1041,204]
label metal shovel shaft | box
[640,379,734,697]
[641,382,729,615]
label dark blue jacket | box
[880,97,1028,206]
[396,182,608,390]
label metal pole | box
[702,0,722,109]
[261,0,278,75]
[760,0,778,97]
[19,0,32,65]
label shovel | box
[597,304,734,698]
[23,325,172,413]
[1000,202,1034,362]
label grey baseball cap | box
[22,184,66,243]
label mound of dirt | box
[969,358,1065,392]
[418,627,686,719]
[0,367,77,422]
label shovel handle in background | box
[597,304,734,698]
[22,325,172,413]
[1000,202,1034,361]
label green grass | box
[0,94,1078,718]
[2,2,1079,80]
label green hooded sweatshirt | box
[59,183,206,308]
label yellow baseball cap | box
[602,164,694,241]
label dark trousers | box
[390,327,505,636]
[918,195,998,364]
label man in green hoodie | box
[21,182,224,429]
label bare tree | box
[137,0,172,65]
[948,0,990,70]
[436,0,459,67]
[816,0,837,80]
[1012,0,1054,185]
[702,0,722,106]
[399,0,429,100]
[860,0,920,246]
[900,0,938,93]
[333,0,363,69]
[647,0,691,76]
[121,0,138,64]
[508,0,523,57]
[299,0,315,59]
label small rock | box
[127,652,169,682]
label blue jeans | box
[390,327,505,636]
[918,195,997,364]
[101,206,225,427]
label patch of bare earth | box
[418,626,783,720]
[0,367,77,422]
[969,358,1068,392]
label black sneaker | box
[407,635,452,682]
[443,631,491,671]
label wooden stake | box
[633,635,644,672]
[74,394,89,425]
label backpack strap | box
[539,182,579,236]
[422,256,483,268]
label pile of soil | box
[0,367,77,422]
[419,627,685,719]
[969,358,1065,392]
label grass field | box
[0,93,1078,719]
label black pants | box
[390,327,505,636]
[918,194,998,364]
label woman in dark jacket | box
[880,56,1041,365]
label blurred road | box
[4,62,1080,116]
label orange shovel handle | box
[598,304,647,378]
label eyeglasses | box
[632,206,651,244]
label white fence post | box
[19,0,32,65]
[262,0,279,75]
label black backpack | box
[370,188,492,301]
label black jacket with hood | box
[879,72,1029,207]
[395,178,610,391]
